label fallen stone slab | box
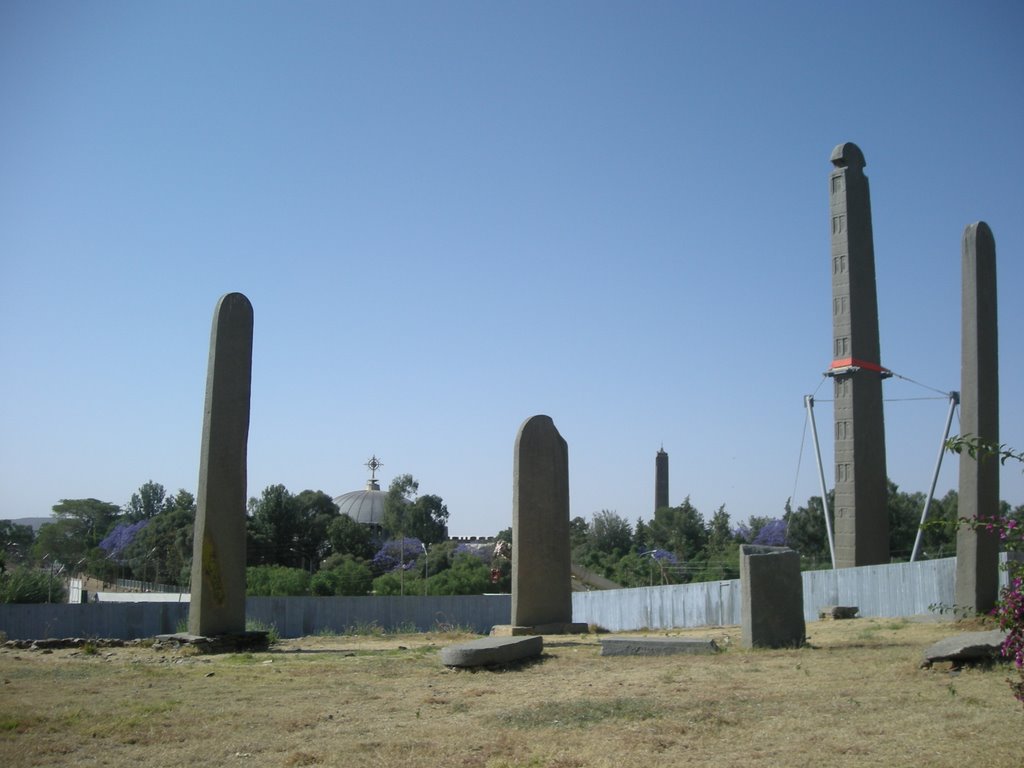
[818,606,859,620]
[921,629,1008,668]
[599,636,719,657]
[441,635,543,668]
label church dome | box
[334,455,387,526]
[333,479,387,526]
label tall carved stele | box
[188,293,253,636]
[512,415,572,628]
[828,142,889,567]
[955,222,1000,613]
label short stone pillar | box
[740,545,805,649]
[511,415,582,632]
[188,293,253,637]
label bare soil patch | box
[1,618,1020,767]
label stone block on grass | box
[441,635,543,668]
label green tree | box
[248,485,300,567]
[648,497,707,562]
[785,494,832,567]
[124,480,170,522]
[692,505,739,581]
[888,479,926,560]
[569,515,591,561]
[917,489,958,558]
[0,521,35,570]
[589,510,633,557]
[292,489,340,569]
[612,551,664,588]
[328,514,375,560]
[383,474,418,536]
[34,498,120,574]
[382,475,449,544]
[705,505,732,556]
[122,489,196,586]
[633,518,651,551]
[407,494,449,544]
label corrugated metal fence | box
[573,555,1018,632]
[1,555,1018,639]
[0,595,511,641]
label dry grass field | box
[1,617,1021,768]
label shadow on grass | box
[453,652,554,673]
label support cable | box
[789,408,809,514]
[886,370,953,397]
[805,394,837,569]
[790,376,826,505]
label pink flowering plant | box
[967,513,1023,704]
[947,435,1024,705]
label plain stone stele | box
[740,545,805,649]
[955,222,1000,614]
[511,415,574,629]
[188,292,254,638]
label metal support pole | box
[422,542,429,596]
[910,392,960,562]
[805,395,837,569]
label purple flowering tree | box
[371,538,424,574]
[641,548,679,565]
[98,520,149,564]
[752,518,788,546]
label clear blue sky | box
[1,2,1021,538]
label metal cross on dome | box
[365,455,383,481]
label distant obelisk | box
[828,143,889,567]
[955,222,1000,613]
[655,447,669,512]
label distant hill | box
[6,517,53,533]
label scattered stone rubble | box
[2,638,134,650]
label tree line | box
[566,479,1022,589]
[3,473,1021,602]
[0,474,505,601]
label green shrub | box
[333,557,374,595]
[245,618,280,644]
[427,553,492,595]
[245,565,311,596]
[311,556,374,596]
[0,567,66,603]
[310,569,340,596]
